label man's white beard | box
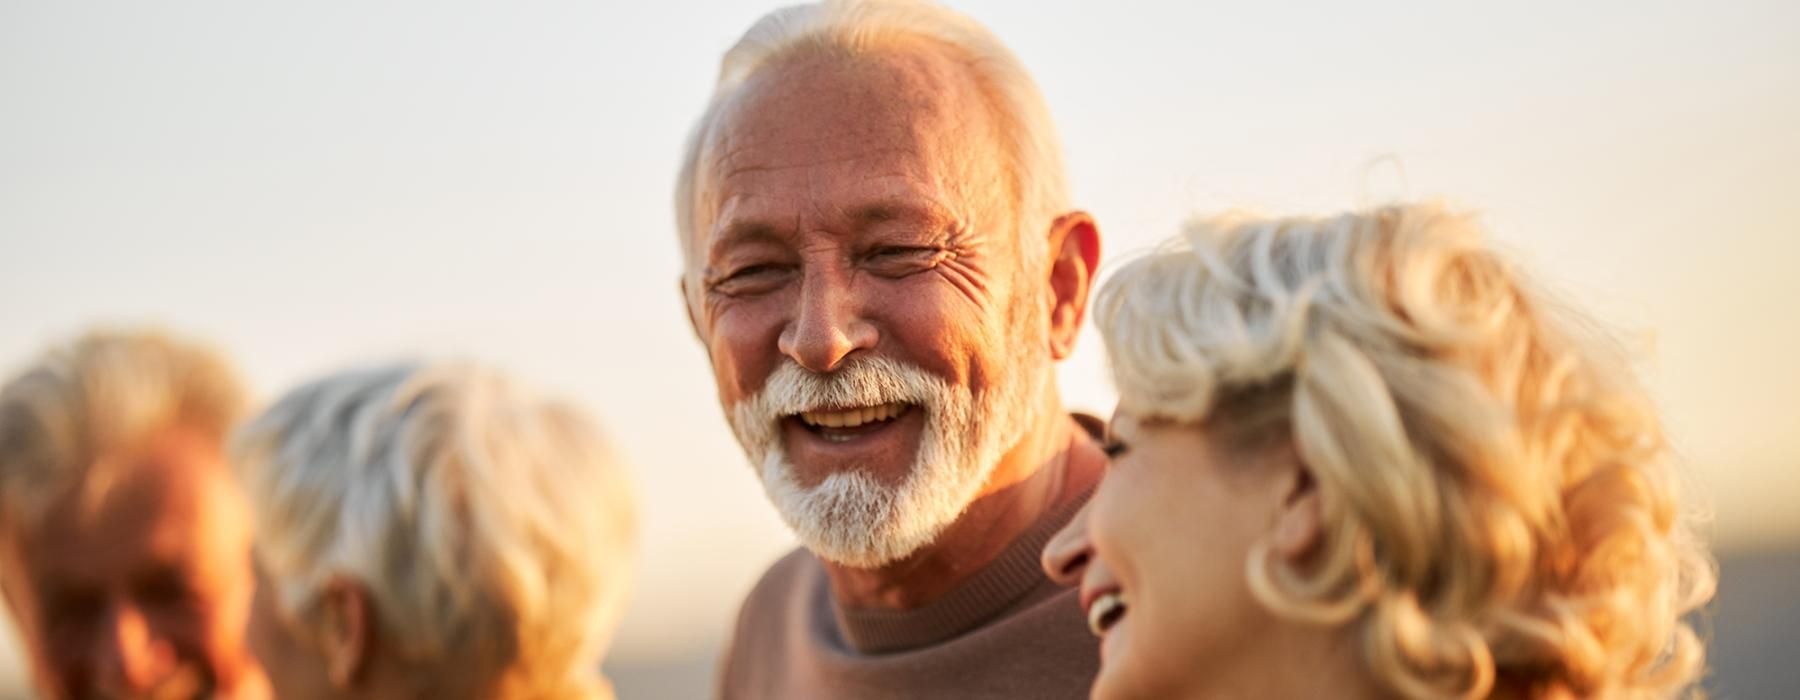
[727,355,1039,568]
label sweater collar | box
[831,488,1092,654]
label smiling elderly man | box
[676,1,1108,697]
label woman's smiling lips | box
[1081,582,1128,637]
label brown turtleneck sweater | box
[716,485,1098,699]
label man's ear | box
[0,532,36,622]
[1043,211,1101,360]
[0,554,18,615]
[318,577,373,689]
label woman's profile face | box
[1062,411,1288,699]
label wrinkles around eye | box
[861,246,950,276]
[707,265,795,298]
[931,253,994,310]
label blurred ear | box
[1044,211,1101,360]
[0,532,31,621]
[1269,446,1322,561]
[318,577,372,689]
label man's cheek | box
[715,326,789,396]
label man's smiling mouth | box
[792,403,913,442]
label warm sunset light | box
[3,2,1794,697]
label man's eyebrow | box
[848,198,957,232]
[707,197,961,259]
[851,203,906,225]
[707,220,787,260]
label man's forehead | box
[731,43,981,128]
[696,46,1004,246]
[24,433,239,550]
[711,55,977,171]
[19,513,244,596]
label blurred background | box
[1,1,1794,697]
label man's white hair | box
[0,328,246,529]
[232,362,636,699]
[674,0,1070,305]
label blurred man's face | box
[0,429,268,700]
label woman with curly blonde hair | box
[1042,202,1713,699]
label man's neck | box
[820,404,1107,610]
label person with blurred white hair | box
[0,328,270,699]
[1041,203,1715,699]
[677,0,1107,697]
[231,361,636,700]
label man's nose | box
[1041,500,1095,587]
[778,268,877,373]
[92,602,178,695]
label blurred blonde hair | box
[0,327,246,528]
[1095,203,1713,699]
[232,362,636,700]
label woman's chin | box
[1093,617,1147,700]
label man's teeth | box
[1088,591,1127,637]
[799,403,906,429]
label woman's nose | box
[1041,500,1096,587]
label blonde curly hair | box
[1095,202,1714,699]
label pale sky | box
[2,1,1795,663]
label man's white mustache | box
[742,356,945,423]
